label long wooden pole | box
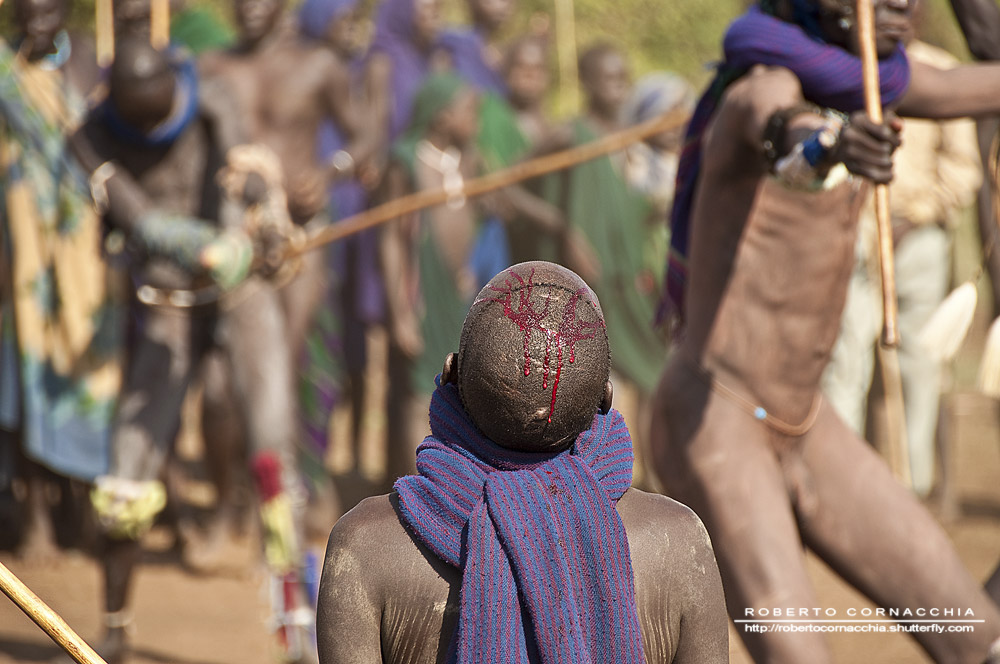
[95,0,114,68]
[553,0,581,116]
[288,108,688,258]
[150,0,171,50]
[0,561,107,664]
[857,0,912,488]
[857,0,900,347]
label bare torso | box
[317,488,728,664]
[200,33,346,222]
[673,66,867,424]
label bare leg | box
[97,537,140,664]
[17,459,58,562]
[182,349,246,573]
[796,401,1000,663]
[281,249,329,365]
[0,428,22,550]
[98,305,212,662]
[651,361,834,664]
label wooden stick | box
[0,561,107,664]
[289,108,688,258]
[856,0,900,348]
[150,0,171,50]
[95,0,114,68]
[857,0,911,488]
[553,0,581,115]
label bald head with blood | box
[447,262,612,453]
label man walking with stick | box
[652,1,1000,662]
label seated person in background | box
[317,261,729,664]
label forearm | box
[900,60,1000,119]
[948,0,1000,61]
[503,185,565,234]
[68,131,148,234]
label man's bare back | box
[318,488,727,664]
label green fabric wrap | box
[134,210,217,272]
[548,120,667,392]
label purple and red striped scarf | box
[394,379,645,663]
[662,3,911,331]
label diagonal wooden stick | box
[856,0,900,348]
[286,108,689,258]
[857,0,912,488]
[0,561,107,664]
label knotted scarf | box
[662,3,911,330]
[394,379,645,663]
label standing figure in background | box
[439,0,514,94]
[296,0,381,480]
[0,0,116,558]
[72,36,314,663]
[946,0,1000,607]
[549,43,667,465]
[379,73,490,483]
[200,0,376,544]
[363,0,444,158]
[621,72,696,338]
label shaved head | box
[456,262,611,452]
[109,38,176,132]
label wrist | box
[330,150,355,179]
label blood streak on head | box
[476,267,605,422]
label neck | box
[423,129,452,152]
[239,26,283,55]
[21,38,56,63]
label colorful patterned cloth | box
[0,39,123,481]
[395,379,645,663]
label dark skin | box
[451,0,515,77]
[493,38,594,273]
[319,261,728,662]
[651,1,1000,661]
[200,0,375,357]
[74,37,293,664]
[318,488,728,664]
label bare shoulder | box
[326,493,407,552]
[621,489,729,663]
[722,64,803,109]
[706,65,805,174]
[618,488,713,555]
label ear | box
[600,379,613,415]
[442,353,458,385]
